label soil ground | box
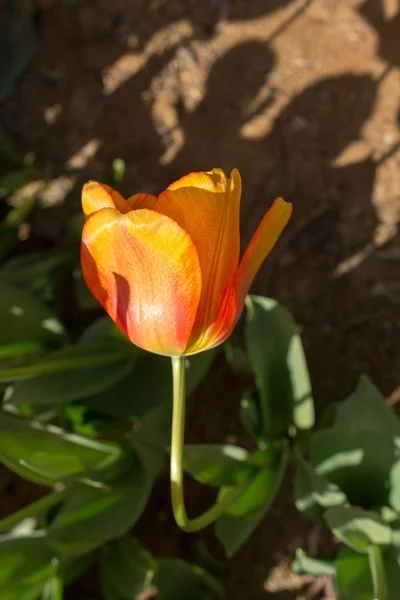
[1,0,400,598]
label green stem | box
[368,545,387,600]
[170,356,250,533]
[0,488,67,534]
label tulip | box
[81,168,292,532]
[81,169,292,357]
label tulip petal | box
[155,168,241,353]
[127,192,157,210]
[82,181,132,219]
[236,197,292,310]
[81,208,202,356]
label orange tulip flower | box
[81,169,292,357]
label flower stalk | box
[170,356,249,532]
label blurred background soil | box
[1,0,400,598]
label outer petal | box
[81,208,202,356]
[127,192,157,210]
[155,168,241,353]
[82,181,132,219]
[236,197,292,311]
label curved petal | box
[127,192,157,210]
[81,208,202,356]
[236,197,292,311]
[155,168,241,353]
[82,181,132,219]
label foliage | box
[293,376,400,598]
[0,144,399,598]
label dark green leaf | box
[0,0,36,102]
[384,546,400,600]
[183,444,257,487]
[389,457,400,512]
[83,332,216,419]
[291,548,335,576]
[48,450,153,556]
[8,343,134,403]
[0,197,35,261]
[100,536,157,599]
[223,335,251,374]
[0,281,65,348]
[0,125,24,165]
[154,558,222,600]
[0,340,43,364]
[216,440,288,556]
[334,376,400,436]
[0,168,39,198]
[0,532,54,600]
[325,507,392,552]
[0,251,77,299]
[40,575,63,600]
[311,377,399,507]
[0,411,120,485]
[294,455,347,519]
[58,552,96,586]
[79,316,132,347]
[245,295,314,439]
[335,545,373,600]
[131,404,170,479]
[240,389,266,444]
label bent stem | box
[0,488,68,534]
[368,545,387,600]
[170,356,249,533]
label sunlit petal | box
[81,208,202,355]
[237,197,292,311]
[155,168,241,353]
[82,181,131,218]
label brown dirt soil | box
[1,0,400,598]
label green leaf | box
[0,196,37,260]
[100,536,157,599]
[7,343,134,404]
[79,316,132,347]
[154,558,222,600]
[183,445,257,487]
[58,552,96,586]
[0,340,43,364]
[223,335,251,374]
[83,327,216,418]
[240,390,266,443]
[0,0,36,102]
[245,295,314,439]
[291,548,335,576]
[0,251,77,299]
[131,404,170,479]
[216,440,288,556]
[389,458,400,512]
[384,546,400,600]
[335,545,373,600]
[48,450,153,556]
[40,575,63,600]
[0,125,24,165]
[325,507,392,552]
[0,532,54,600]
[0,168,39,198]
[0,411,120,485]
[335,376,400,436]
[311,377,399,507]
[294,455,347,519]
[0,281,65,348]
